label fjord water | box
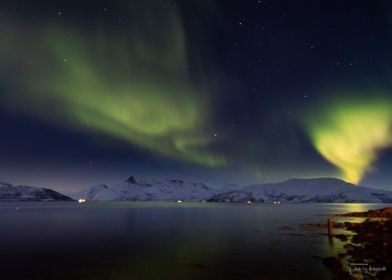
[0,202,389,280]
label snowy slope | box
[208,178,392,203]
[71,177,392,203]
[71,176,214,201]
[0,180,73,201]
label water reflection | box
[0,202,389,280]
[336,203,370,213]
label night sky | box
[2,0,392,192]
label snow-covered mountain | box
[0,180,73,201]
[208,178,392,203]
[71,176,392,203]
[71,176,215,201]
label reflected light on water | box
[340,203,369,213]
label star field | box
[1,0,392,191]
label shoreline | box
[321,207,392,280]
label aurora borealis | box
[305,96,392,184]
[0,2,225,167]
[2,0,392,191]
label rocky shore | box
[337,207,392,218]
[322,207,392,280]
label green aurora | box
[2,0,392,188]
[305,95,392,184]
[0,4,226,167]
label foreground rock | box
[0,180,74,201]
[337,207,392,218]
[322,208,392,280]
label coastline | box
[321,207,392,280]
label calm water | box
[0,202,389,280]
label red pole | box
[327,219,333,236]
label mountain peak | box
[0,180,73,201]
[282,177,357,186]
[212,177,392,203]
[126,176,138,184]
[72,176,214,201]
[71,176,392,203]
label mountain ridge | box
[0,180,74,201]
[71,176,392,203]
[210,177,392,203]
[71,176,214,201]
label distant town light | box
[78,198,86,203]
